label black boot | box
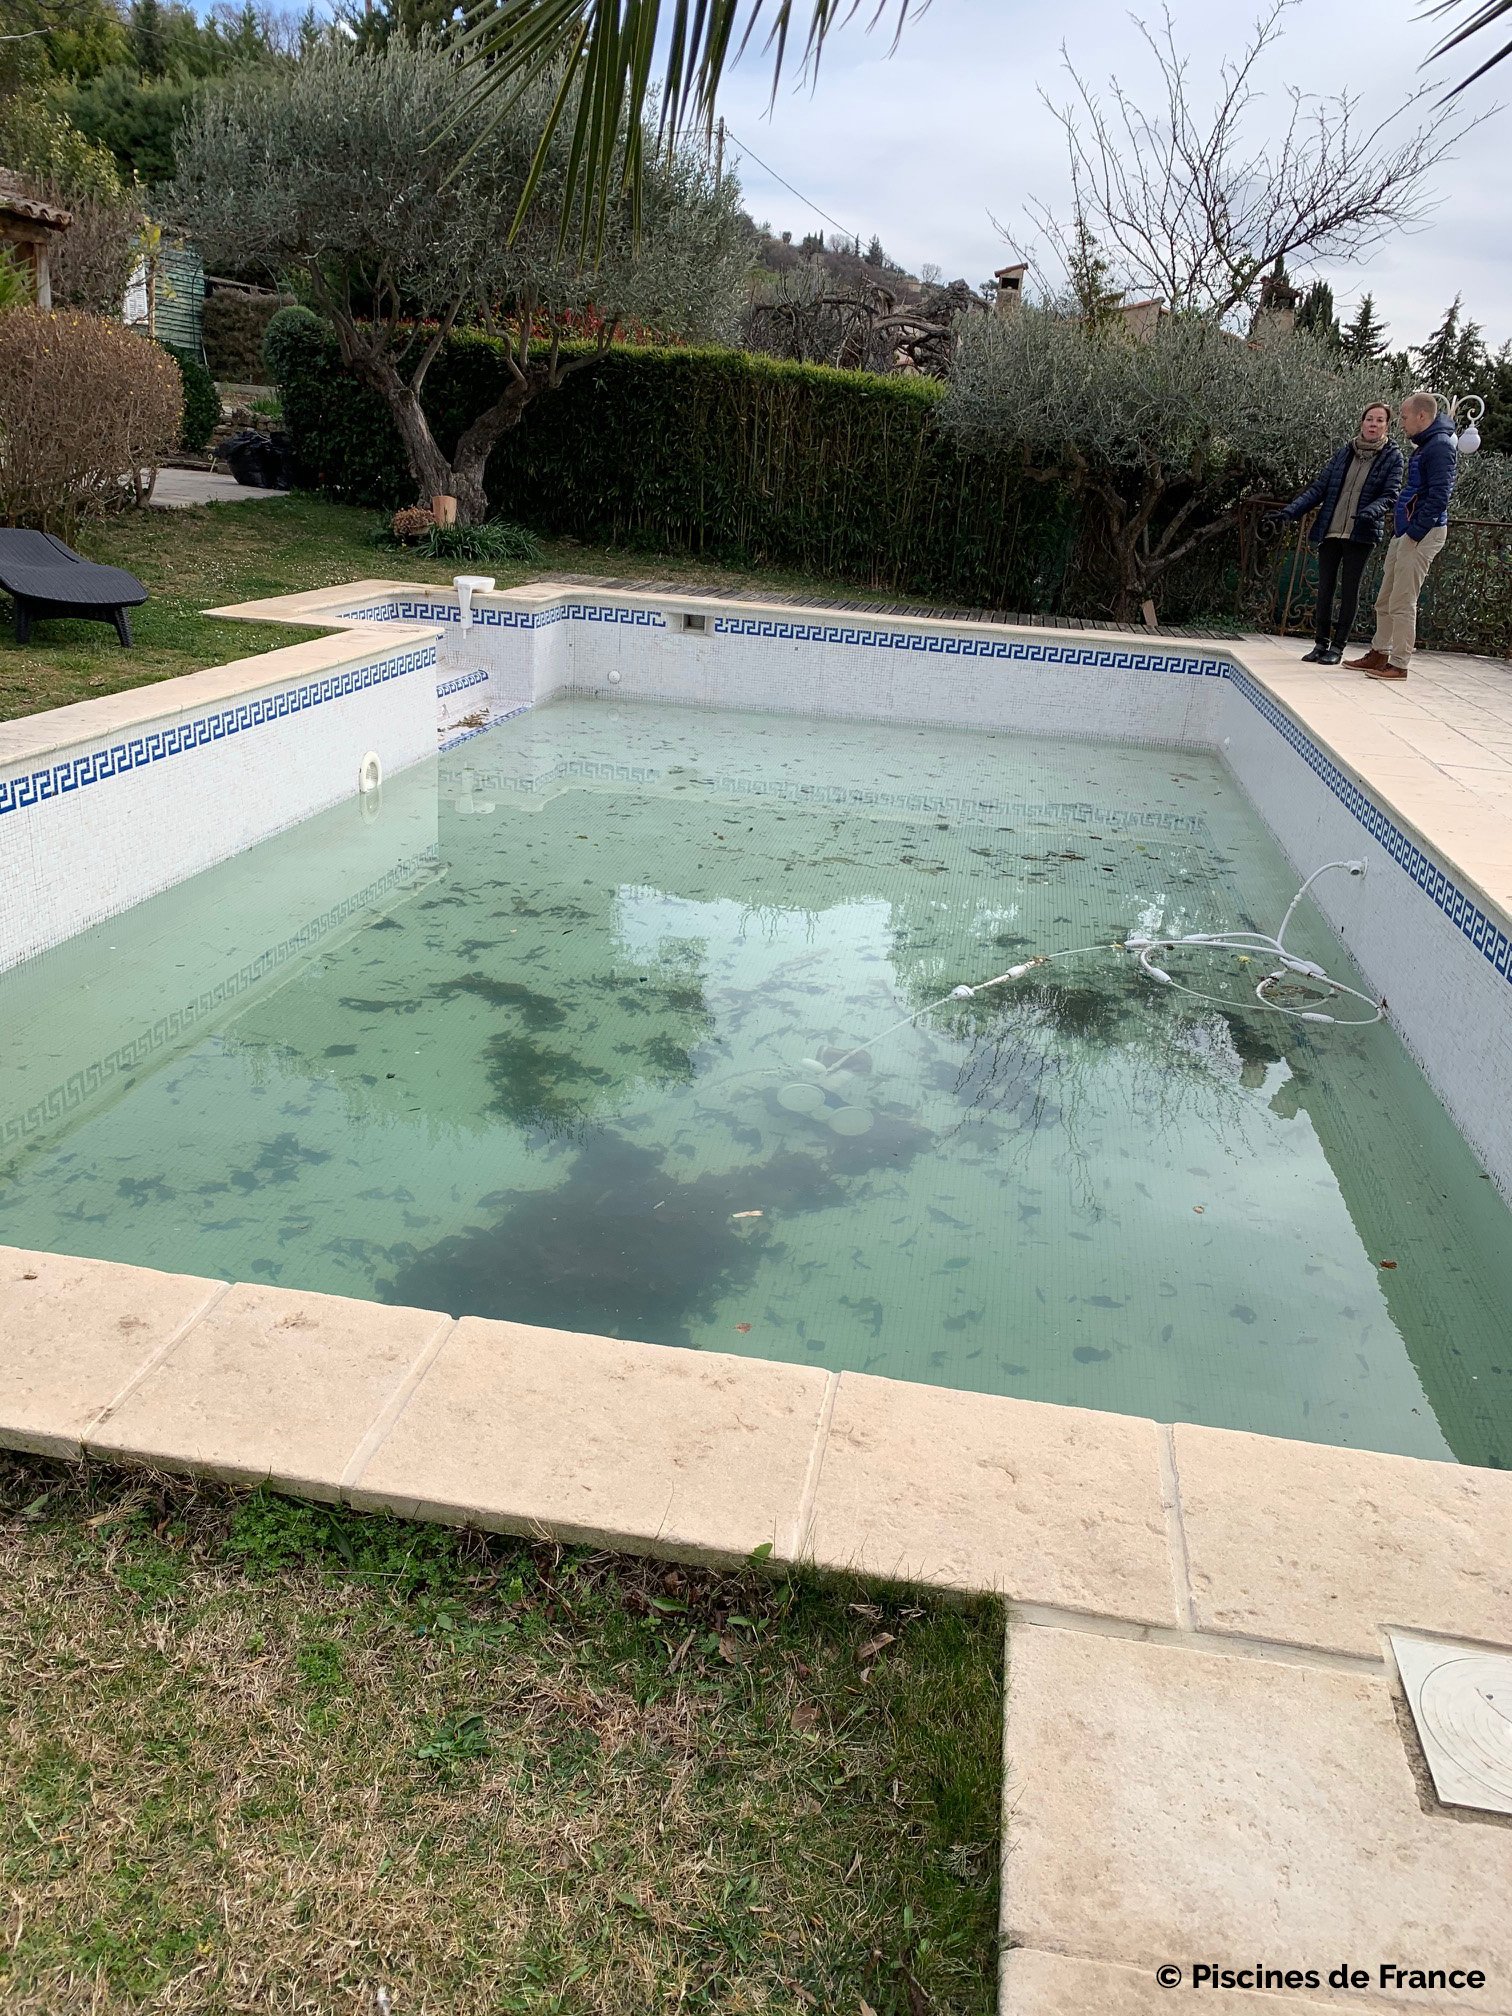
[1300,640,1328,662]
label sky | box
[706,0,1512,351]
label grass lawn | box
[0,1452,1004,2015]
[0,497,919,728]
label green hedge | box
[159,340,220,454]
[204,288,297,382]
[264,309,1078,611]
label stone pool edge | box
[7,1242,1512,2016]
[5,1240,1510,1658]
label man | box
[1346,391,1458,681]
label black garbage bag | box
[218,429,293,490]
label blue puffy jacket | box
[1283,439,1404,546]
[1394,411,1458,541]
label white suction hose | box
[1122,860,1383,1026]
[808,859,1383,1084]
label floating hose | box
[803,859,1383,1087]
[1120,860,1384,1027]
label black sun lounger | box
[0,529,149,647]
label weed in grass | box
[0,1451,1003,2015]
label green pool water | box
[3,700,1510,1465]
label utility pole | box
[714,117,725,190]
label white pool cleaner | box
[1120,860,1384,1027]
[794,858,1383,1097]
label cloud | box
[714,0,1512,348]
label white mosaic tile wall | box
[415,588,1231,746]
[0,635,437,972]
[1217,673,1512,1197]
[571,612,1230,747]
[0,766,439,1166]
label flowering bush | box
[0,308,182,530]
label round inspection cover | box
[1417,1656,1512,1804]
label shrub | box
[0,102,143,316]
[203,286,296,381]
[159,341,220,452]
[415,519,543,564]
[261,302,315,393]
[44,185,144,315]
[0,309,182,530]
[267,314,1080,611]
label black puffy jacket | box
[1283,439,1404,547]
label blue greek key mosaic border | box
[1225,668,1512,984]
[445,754,1210,834]
[710,615,1230,677]
[437,667,490,699]
[344,598,666,634]
[0,850,441,1162]
[0,646,434,822]
[439,701,531,754]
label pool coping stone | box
[5,1241,1511,1659]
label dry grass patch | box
[0,1454,1002,2015]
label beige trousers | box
[1370,525,1447,669]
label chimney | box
[994,263,1027,317]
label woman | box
[1268,404,1404,664]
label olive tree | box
[167,38,750,521]
[943,305,1392,616]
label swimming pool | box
[3,699,1508,1466]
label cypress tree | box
[1340,293,1389,363]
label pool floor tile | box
[802,1372,1176,1623]
[1003,1624,1512,2013]
[0,1246,226,1459]
[85,1282,453,1499]
[347,1316,832,1563]
[1172,1423,1512,1658]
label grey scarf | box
[1325,435,1386,541]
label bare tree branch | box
[1014,0,1483,324]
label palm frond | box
[1422,0,1512,94]
[456,0,918,248]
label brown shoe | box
[1345,649,1390,670]
[1366,663,1409,681]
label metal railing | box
[1233,501,1512,659]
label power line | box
[722,125,864,247]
